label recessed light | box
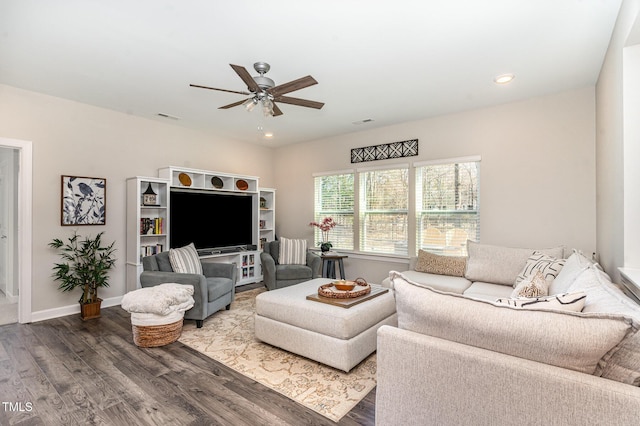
[263,132,274,138]
[493,74,515,85]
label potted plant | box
[309,217,337,253]
[49,231,116,320]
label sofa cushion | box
[496,292,586,312]
[390,271,637,375]
[464,241,564,286]
[278,237,307,265]
[549,251,591,295]
[169,243,203,275]
[276,264,313,281]
[514,251,566,287]
[155,251,174,272]
[568,265,640,385]
[388,270,471,293]
[462,282,514,301]
[511,270,549,298]
[266,240,281,264]
[206,277,233,302]
[415,250,466,277]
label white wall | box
[624,43,640,267]
[0,84,275,314]
[596,0,640,280]
[274,87,597,284]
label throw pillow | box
[465,240,564,286]
[549,250,591,295]
[389,270,637,375]
[169,243,203,274]
[511,270,549,298]
[279,237,307,265]
[514,251,566,287]
[414,250,466,277]
[496,291,586,312]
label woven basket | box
[132,319,183,348]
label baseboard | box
[30,295,123,323]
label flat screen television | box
[170,189,254,251]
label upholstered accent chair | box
[140,251,236,328]
[260,240,322,290]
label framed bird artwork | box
[61,175,106,225]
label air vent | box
[352,118,374,125]
[157,113,180,120]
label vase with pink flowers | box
[309,217,337,253]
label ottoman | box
[254,278,397,372]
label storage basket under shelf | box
[132,319,183,347]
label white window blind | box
[313,173,354,250]
[415,160,480,256]
[359,167,409,255]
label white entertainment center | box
[126,166,275,291]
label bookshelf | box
[259,188,276,251]
[126,177,170,291]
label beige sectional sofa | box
[376,243,640,425]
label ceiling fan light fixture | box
[493,73,515,84]
[262,98,274,117]
[243,98,258,112]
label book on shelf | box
[140,244,164,260]
[140,217,164,235]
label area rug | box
[178,288,377,422]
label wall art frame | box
[61,175,107,226]
[351,139,418,163]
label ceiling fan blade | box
[230,64,262,93]
[269,75,317,97]
[274,95,324,110]
[271,102,283,116]
[189,84,250,95]
[218,99,248,109]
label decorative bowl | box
[236,179,249,190]
[178,172,192,187]
[334,280,355,291]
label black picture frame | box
[61,175,106,226]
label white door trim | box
[0,137,32,324]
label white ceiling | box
[0,1,623,147]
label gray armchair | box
[260,240,322,291]
[140,251,236,328]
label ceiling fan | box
[190,62,324,117]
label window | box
[359,166,409,255]
[415,158,480,256]
[313,173,354,250]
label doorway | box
[0,137,32,325]
[0,147,19,324]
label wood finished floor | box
[0,285,375,426]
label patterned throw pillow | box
[278,237,307,265]
[514,251,566,287]
[415,250,466,277]
[511,270,549,298]
[169,243,203,274]
[496,291,586,312]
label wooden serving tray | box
[306,285,389,309]
[317,282,371,299]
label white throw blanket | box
[121,283,195,316]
